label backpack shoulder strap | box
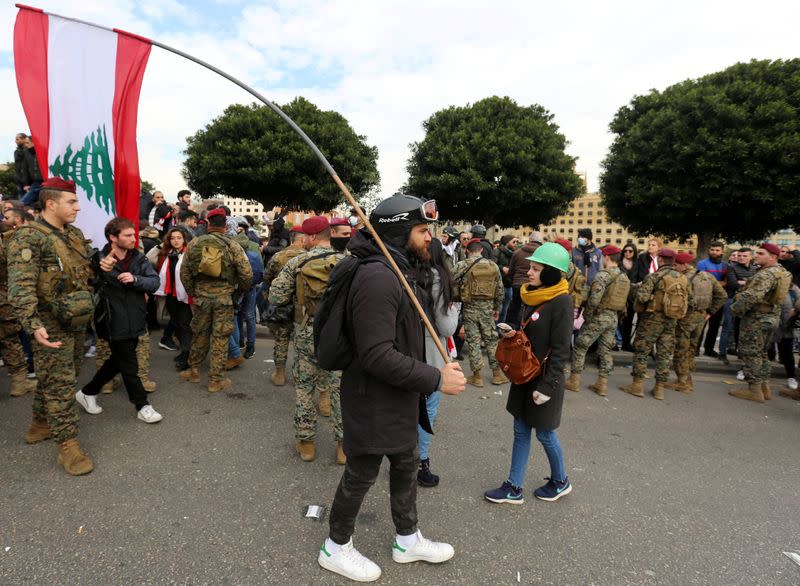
[296,251,338,271]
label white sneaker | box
[75,390,102,414]
[137,405,163,424]
[736,370,745,381]
[318,539,381,582]
[84,345,96,358]
[27,371,36,379]
[788,378,799,391]
[392,530,455,564]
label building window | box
[568,228,574,234]
[577,211,583,217]
[560,220,565,225]
[568,219,574,225]
[578,202,584,208]
[587,219,592,224]
[587,202,594,208]
[615,238,622,244]
[559,228,564,233]
[587,211,593,216]
[616,229,622,234]
[638,239,645,245]
[606,229,612,234]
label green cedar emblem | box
[49,125,115,214]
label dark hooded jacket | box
[341,229,441,456]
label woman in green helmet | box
[485,242,574,504]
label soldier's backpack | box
[656,273,689,319]
[599,272,631,311]
[767,266,792,305]
[295,251,339,325]
[197,234,233,278]
[691,272,715,312]
[567,265,588,309]
[459,258,497,302]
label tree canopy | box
[600,59,800,253]
[183,97,379,211]
[406,96,583,227]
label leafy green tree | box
[406,96,583,227]
[183,97,379,211]
[0,163,18,198]
[140,179,155,194]
[601,59,800,254]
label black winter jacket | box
[95,247,159,341]
[632,252,657,284]
[506,293,572,430]
[494,245,515,287]
[341,230,441,456]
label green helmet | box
[527,242,570,273]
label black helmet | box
[370,193,438,247]
[470,224,487,237]
[442,226,460,238]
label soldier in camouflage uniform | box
[0,224,38,398]
[95,333,156,393]
[179,208,252,393]
[269,216,345,464]
[667,253,726,393]
[7,178,95,475]
[729,243,792,403]
[621,248,693,401]
[452,240,507,387]
[263,226,306,386]
[565,245,630,396]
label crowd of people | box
[3,143,799,581]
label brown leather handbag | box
[495,308,549,385]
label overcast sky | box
[2,0,799,204]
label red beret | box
[330,217,349,226]
[600,245,621,256]
[42,177,76,193]
[302,216,330,235]
[760,242,781,256]
[206,208,226,221]
[555,238,572,253]
[290,225,304,233]
[675,252,694,264]
[466,238,482,246]
[658,247,676,258]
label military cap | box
[658,247,676,258]
[302,216,330,235]
[206,208,226,221]
[600,245,621,256]
[675,252,694,264]
[760,242,781,256]
[41,177,76,193]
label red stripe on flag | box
[14,7,49,179]
[112,33,151,232]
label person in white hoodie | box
[154,228,192,371]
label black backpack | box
[314,255,398,371]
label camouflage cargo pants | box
[31,313,84,442]
[0,319,29,377]
[267,321,293,368]
[632,313,677,383]
[673,311,706,377]
[189,297,234,382]
[96,332,151,381]
[463,300,499,372]
[571,310,618,377]
[293,324,342,442]
[739,313,778,384]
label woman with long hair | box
[485,242,573,504]
[154,227,192,371]
[620,242,639,351]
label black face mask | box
[331,237,350,252]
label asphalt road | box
[2,331,799,585]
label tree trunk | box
[694,230,716,262]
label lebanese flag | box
[14,4,151,246]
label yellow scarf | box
[520,278,569,308]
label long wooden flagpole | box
[16,4,452,363]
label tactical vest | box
[460,258,497,302]
[754,265,792,312]
[274,246,305,272]
[295,251,340,325]
[567,265,588,309]
[691,271,715,312]
[597,271,630,312]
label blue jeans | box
[255,282,268,322]
[21,183,41,206]
[508,418,566,487]
[417,390,442,460]
[718,298,734,355]
[498,286,513,323]
[237,288,258,347]
[228,312,241,358]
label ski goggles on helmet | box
[421,199,439,222]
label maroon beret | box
[760,242,781,256]
[302,216,330,235]
[658,247,676,258]
[600,245,621,256]
[290,225,304,233]
[41,177,76,193]
[675,252,694,264]
[555,238,572,253]
[206,208,226,221]
[329,217,349,226]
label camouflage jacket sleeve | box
[709,277,727,315]
[451,259,469,281]
[6,228,45,333]
[268,254,303,305]
[636,272,657,305]
[229,240,253,292]
[493,265,504,310]
[180,239,200,296]
[586,270,611,312]
[263,254,282,289]
[731,268,773,316]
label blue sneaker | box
[534,477,572,502]
[484,481,524,504]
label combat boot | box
[491,368,509,385]
[336,441,346,465]
[651,382,665,401]
[9,371,37,397]
[319,390,332,417]
[664,378,681,390]
[224,356,245,370]
[466,372,484,388]
[101,377,118,394]
[270,367,286,386]
[142,380,157,393]
[728,383,765,403]
[564,372,581,392]
[620,377,645,397]
[588,376,608,397]
[675,375,693,394]
[24,417,51,444]
[57,439,94,475]
[779,388,800,400]
[179,367,200,383]
[208,378,232,393]
[296,440,316,462]
[761,381,772,401]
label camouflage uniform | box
[269,245,345,442]
[263,245,305,368]
[632,265,693,383]
[0,232,35,394]
[7,221,94,443]
[452,256,504,373]
[731,264,791,384]
[673,268,726,379]
[571,266,626,377]
[181,230,252,383]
